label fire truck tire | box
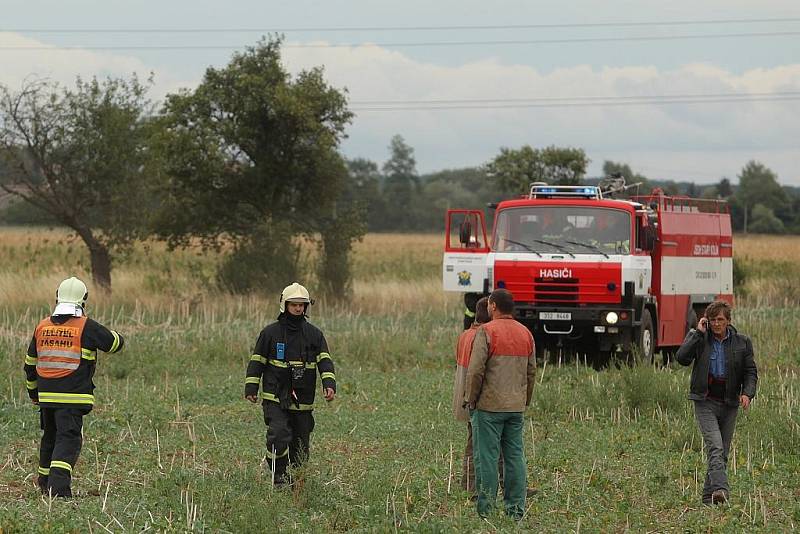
[638,309,655,363]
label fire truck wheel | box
[638,309,655,363]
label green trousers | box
[471,409,526,518]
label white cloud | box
[283,43,800,184]
[0,33,194,102]
[1,33,797,185]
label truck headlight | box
[605,312,619,325]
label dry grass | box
[735,234,800,263]
[1,228,798,313]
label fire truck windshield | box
[494,206,632,255]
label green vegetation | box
[1,233,799,532]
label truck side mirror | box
[459,221,473,246]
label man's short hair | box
[489,288,514,314]
[705,300,732,321]
[475,297,490,324]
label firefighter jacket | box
[465,317,536,413]
[244,313,336,411]
[675,325,758,407]
[23,315,124,410]
[452,323,479,422]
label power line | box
[2,17,800,34]
[351,91,800,106]
[350,94,800,112]
[0,31,798,51]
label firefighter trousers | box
[38,407,85,497]
[262,402,315,485]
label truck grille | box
[533,277,579,302]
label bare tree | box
[0,76,158,290]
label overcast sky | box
[2,0,799,185]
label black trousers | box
[262,402,315,484]
[39,407,85,497]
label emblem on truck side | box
[457,271,472,286]
[539,268,573,279]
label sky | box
[1,1,799,185]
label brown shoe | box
[526,487,538,498]
[711,490,728,504]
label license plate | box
[540,312,571,321]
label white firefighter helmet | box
[279,282,311,313]
[57,276,88,305]
[54,276,88,316]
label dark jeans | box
[693,399,738,498]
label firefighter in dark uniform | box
[23,277,125,497]
[464,292,482,330]
[244,282,336,486]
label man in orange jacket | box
[466,288,536,519]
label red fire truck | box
[443,183,733,365]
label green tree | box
[485,145,589,193]
[347,158,384,231]
[0,76,158,290]
[381,135,419,230]
[156,38,359,295]
[748,203,785,234]
[717,177,733,198]
[736,161,786,234]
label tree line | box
[2,38,797,295]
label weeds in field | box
[0,229,799,531]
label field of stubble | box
[1,229,799,532]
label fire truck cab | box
[443,183,733,365]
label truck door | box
[443,210,490,292]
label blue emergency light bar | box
[528,183,603,200]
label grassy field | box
[1,229,799,532]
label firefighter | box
[463,292,482,330]
[23,277,125,497]
[244,282,336,486]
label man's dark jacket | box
[675,324,758,407]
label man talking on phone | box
[676,300,758,505]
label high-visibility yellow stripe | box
[317,352,332,363]
[262,392,279,402]
[245,377,260,385]
[26,380,38,390]
[38,392,94,405]
[265,447,289,460]
[38,466,50,475]
[25,355,38,366]
[320,372,335,381]
[250,354,266,364]
[464,308,476,318]
[81,348,97,361]
[110,331,121,353]
[50,460,72,473]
